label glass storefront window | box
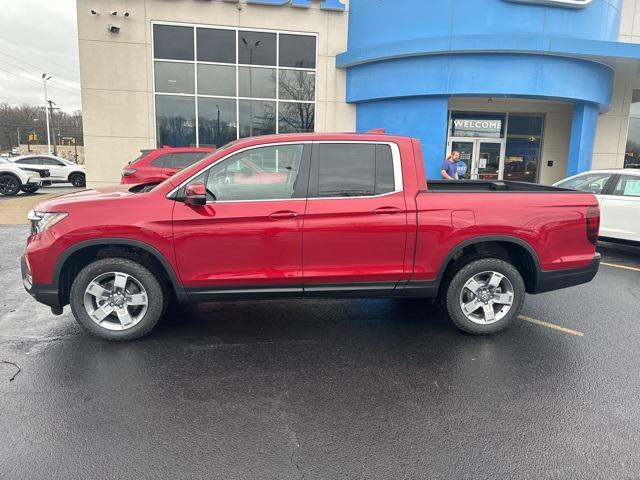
[278,103,315,133]
[504,114,544,183]
[155,95,196,147]
[197,64,236,97]
[279,34,317,69]
[154,62,195,94]
[239,100,276,138]
[279,70,316,101]
[624,90,640,169]
[238,31,277,66]
[153,24,316,147]
[239,67,277,99]
[450,112,505,138]
[448,112,544,183]
[153,25,194,61]
[197,97,237,148]
[197,28,236,63]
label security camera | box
[123,11,130,17]
[110,10,117,15]
[107,24,120,34]
[90,9,99,15]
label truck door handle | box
[269,210,299,220]
[373,206,403,215]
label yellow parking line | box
[601,262,640,273]
[518,315,584,337]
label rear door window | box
[557,173,612,194]
[16,158,41,165]
[150,154,172,168]
[612,175,640,197]
[169,152,209,169]
[314,143,395,197]
[151,152,208,169]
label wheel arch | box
[437,235,541,294]
[67,170,85,181]
[0,170,23,183]
[54,238,186,306]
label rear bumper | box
[21,255,62,309]
[530,253,601,294]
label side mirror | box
[184,182,207,206]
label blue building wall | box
[340,0,624,179]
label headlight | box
[27,210,68,235]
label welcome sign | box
[221,0,346,11]
[504,0,592,8]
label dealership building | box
[77,0,640,184]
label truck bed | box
[426,180,572,192]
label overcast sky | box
[0,0,81,112]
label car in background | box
[12,155,86,187]
[0,157,52,193]
[121,146,213,185]
[554,169,640,245]
[0,157,50,196]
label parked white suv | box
[0,157,48,196]
[12,155,85,187]
[554,168,640,245]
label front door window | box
[477,142,502,180]
[448,139,504,180]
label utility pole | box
[47,100,60,156]
[16,127,20,152]
[42,73,52,154]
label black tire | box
[69,257,164,341]
[0,174,21,196]
[69,172,86,187]
[20,184,40,194]
[445,257,525,335]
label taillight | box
[122,168,137,177]
[586,205,600,245]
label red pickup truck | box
[22,133,601,341]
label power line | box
[0,50,79,84]
[0,65,81,98]
[0,57,80,94]
[0,35,80,81]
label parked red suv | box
[22,133,600,341]
[121,146,213,184]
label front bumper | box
[24,177,43,187]
[21,255,62,310]
[530,253,601,294]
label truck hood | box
[34,185,137,212]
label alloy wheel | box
[83,271,149,331]
[459,270,515,325]
[0,176,19,195]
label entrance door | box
[448,139,505,180]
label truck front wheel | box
[69,257,165,341]
[445,258,525,335]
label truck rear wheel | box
[69,257,164,341]
[445,258,525,335]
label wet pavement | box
[1,224,639,479]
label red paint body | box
[120,146,213,185]
[25,133,600,304]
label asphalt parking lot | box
[1,224,639,479]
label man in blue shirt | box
[441,150,460,180]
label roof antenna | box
[367,128,386,134]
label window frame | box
[169,141,313,203]
[308,141,404,200]
[152,21,318,148]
